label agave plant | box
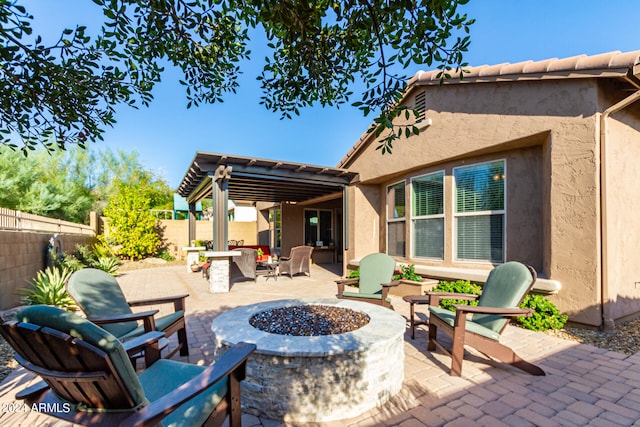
[94,256,120,276]
[18,267,77,311]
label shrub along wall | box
[0,231,96,310]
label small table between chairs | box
[403,294,431,339]
[257,260,279,281]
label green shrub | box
[393,264,422,281]
[18,267,78,311]
[94,256,121,275]
[433,279,482,312]
[517,294,568,331]
[157,249,175,261]
[347,267,360,279]
[59,254,86,272]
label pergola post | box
[188,202,197,244]
[212,165,232,251]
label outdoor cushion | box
[67,268,138,337]
[138,359,228,427]
[118,310,185,340]
[472,261,534,333]
[341,291,392,304]
[13,305,148,408]
[428,306,501,341]
[358,253,396,294]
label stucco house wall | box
[602,104,640,322]
[341,53,640,327]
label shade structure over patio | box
[176,151,358,251]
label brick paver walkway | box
[2,264,640,426]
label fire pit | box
[211,298,405,422]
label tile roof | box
[338,50,640,168]
[408,50,640,86]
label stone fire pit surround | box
[211,298,406,422]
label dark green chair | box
[427,262,545,377]
[67,268,189,358]
[335,253,398,308]
[0,305,255,427]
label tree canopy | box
[0,0,473,154]
[0,145,173,223]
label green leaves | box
[103,177,162,260]
[18,267,78,311]
[517,294,569,331]
[1,0,473,154]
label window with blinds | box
[386,181,406,257]
[411,171,444,259]
[454,160,505,262]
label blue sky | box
[25,1,640,188]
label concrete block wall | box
[0,231,96,310]
[159,220,257,259]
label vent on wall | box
[414,91,432,130]
[415,91,426,122]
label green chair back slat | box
[472,261,535,333]
[358,253,396,295]
[67,268,137,338]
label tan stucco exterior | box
[342,73,640,327]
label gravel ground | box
[250,305,370,336]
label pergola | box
[176,152,358,251]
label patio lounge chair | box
[335,253,398,308]
[0,305,255,427]
[279,246,314,278]
[67,268,189,358]
[427,261,545,377]
[230,248,258,283]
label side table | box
[257,261,279,281]
[403,295,430,339]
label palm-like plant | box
[94,256,120,276]
[18,267,77,311]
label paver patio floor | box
[2,263,640,426]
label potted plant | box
[393,264,423,282]
[257,248,265,261]
[391,264,438,297]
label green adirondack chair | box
[67,268,189,358]
[427,261,545,377]
[0,305,255,427]
[336,253,399,308]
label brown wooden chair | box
[0,305,256,427]
[335,253,399,308]
[279,246,314,278]
[67,268,189,358]
[427,262,545,377]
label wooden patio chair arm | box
[90,310,158,333]
[427,292,479,307]
[119,342,257,427]
[335,278,359,285]
[452,305,534,317]
[123,331,165,367]
[335,278,359,295]
[382,280,401,288]
[89,310,159,325]
[128,294,189,312]
[122,331,165,355]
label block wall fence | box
[0,231,96,310]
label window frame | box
[303,208,333,246]
[269,208,281,249]
[453,159,507,264]
[386,180,406,257]
[410,170,445,260]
